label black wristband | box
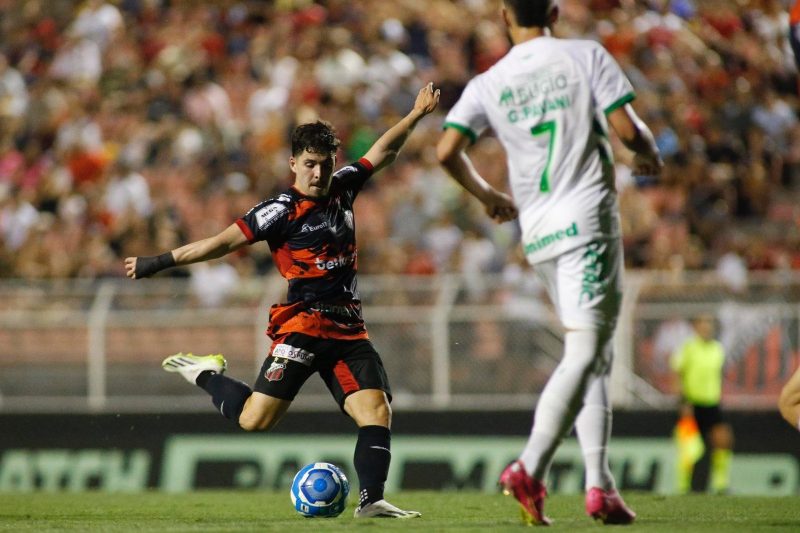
[135,252,176,278]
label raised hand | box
[413,82,441,116]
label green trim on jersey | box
[603,92,635,115]
[592,119,612,165]
[443,122,478,144]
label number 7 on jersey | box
[531,120,556,193]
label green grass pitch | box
[0,491,797,532]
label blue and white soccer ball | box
[290,462,350,518]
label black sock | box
[196,370,215,388]
[197,371,251,422]
[354,425,391,507]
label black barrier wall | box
[1,411,797,494]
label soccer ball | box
[290,462,350,518]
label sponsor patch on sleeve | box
[255,203,287,229]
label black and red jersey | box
[236,158,374,341]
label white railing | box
[0,271,798,412]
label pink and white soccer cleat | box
[585,487,636,525]
[499,460,552,526]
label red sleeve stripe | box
[235,219,255,242]
[358,157,374,172]
[333,360,360,395]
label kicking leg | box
[162,352,250,421]
[162,352,290,429]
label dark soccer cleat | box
[353,499,421,518]
[585,487,636,525]
[499,460,551,526]
[161,352,227,385]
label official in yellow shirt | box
[671,314,733,494]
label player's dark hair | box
[503,0,556,28]
[291,120,341,156]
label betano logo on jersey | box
[315,251,357,271]
[523,222,578,255]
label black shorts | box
[253,332,391,410]
[692,404,723,435]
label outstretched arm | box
[125,223,249,279]
[607,103,663,177]
[362,82,440,173]
[436,127,518,223]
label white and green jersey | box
[444,36,634,264]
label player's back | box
[449,36,634,262]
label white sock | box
[520,330,605,481]
[576,374,615,491]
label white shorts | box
[529,238,623,331]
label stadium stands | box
[0,0,799,283]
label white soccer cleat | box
[353,499,421,519]
[162,352,227,385]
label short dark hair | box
[504,0,555,28]
[291,120,340,157]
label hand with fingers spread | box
[413,82,441,117]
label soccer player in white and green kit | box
[437,0,662,525]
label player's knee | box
[238,410,280,432]
[563,329,609,373]
[238,415,275,432]
[357,400,391,427]
[371,400,391,426]
[345,390,391,427]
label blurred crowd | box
[1,0,799,293]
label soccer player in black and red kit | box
[125,83,440,518]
